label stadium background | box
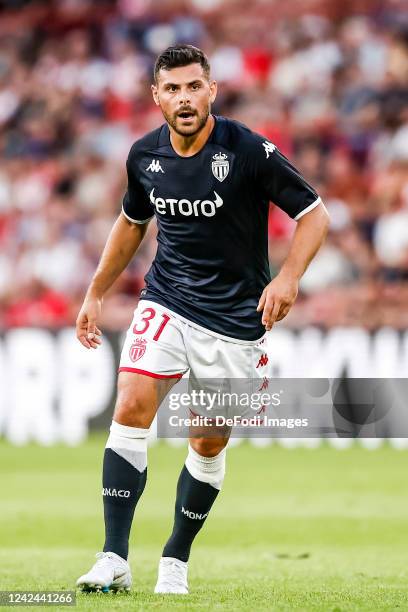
[1,1,408,609]
[0,0,407,444]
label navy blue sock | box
[163,465,219,562]
[102,448,147,560]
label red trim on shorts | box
[118,367,183,379]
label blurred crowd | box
[0,0,407,331]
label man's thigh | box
[114,371,179,428]
[116,300,189,428]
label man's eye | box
[167,86,177,92]
[191,84,201,90]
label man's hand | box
[257,202,329,331]
[74,213,149,350]
[76,296,103,349]
[257,273,298,331]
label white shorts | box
[119,300,269,383]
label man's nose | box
[178,88,191,105]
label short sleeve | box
[122,151,154,224]
[250,136,321,220]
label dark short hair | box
[154,45,210,82]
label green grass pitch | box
[1,436,408,611]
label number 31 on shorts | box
[133,307,170,341]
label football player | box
[76,45,329,594]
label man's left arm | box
[257,202,330,330]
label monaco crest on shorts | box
[211,152,229,182]
[129,338,147,362]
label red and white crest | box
[129,338,147,362]
[212,152,229,182]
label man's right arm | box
[76,212,150,349]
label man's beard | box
[163,106,210,136]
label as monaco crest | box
[129,338,147,362]
[212,152,229,182]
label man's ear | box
[209,80,217,104]
[151,84,160,106]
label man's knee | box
[114,393,153,428]
[189,436,228,457]
[114,372,175,428]
[114,377,154,428]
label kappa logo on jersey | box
[263,141,276,159]
[211,152,229,182]
[149,188,223,217]
[146,159,164,173]
[256,354,269,368]
[181,506,209,520]
[129,338,147,362]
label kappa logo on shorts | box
[129,338,147,362]
[258,377,269,391]
[256,354,269,368]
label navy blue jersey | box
[122,116,320,341]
